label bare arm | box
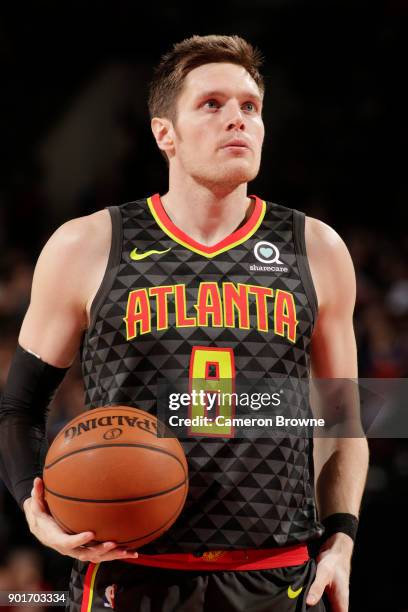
[307,217,368,521]
[18,211,109,367]
[305,216,369,610]
[17,210,138,562]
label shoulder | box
[304,216,354,267]
[304,216,356,310]
[47,208,111,251]
[37,209,112,270]
[32,209,112,303]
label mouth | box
[220,140,251,151]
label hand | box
[23,477,139,563]
[306,533,353,612]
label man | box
[0,35,368,611]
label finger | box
[328,589,349,612]
[30,478,38,499]
[83,541,119,556]
[73,547,138,563]
[333,600,349,612]
[31,478,47,513]
[36,477,47,501]
[306,564,331,606]
[33,476,43,494]
[84,542,139,559]
[60,531,96,550]
[99,550,139,562]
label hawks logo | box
[202,550,226,562]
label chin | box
[221,164,257,185]
[217,158,258,180]
[191,160,259,190]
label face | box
[154,62,265,189]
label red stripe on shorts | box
[124,544,309,571]
[80,562,97,612]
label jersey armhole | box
[87,206,123,335]
[293,209,319,327]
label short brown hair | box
[148,34,264,122]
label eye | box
[242,101,257,112]
[203,99,220,109]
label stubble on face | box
[168,63,265,190]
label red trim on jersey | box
[125,544,309,571]
[150,193,264,255]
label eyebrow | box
[196,90,263,103]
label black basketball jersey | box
[80,193,324,554]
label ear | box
[151,117,175,156]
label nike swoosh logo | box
[130,247,171,261]
[287,585,303,599]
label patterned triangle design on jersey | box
[248,488,276,506]
[103,301,123,318]
[208,514,237,530]
[221,500,249,516]
[262,504,288,521]
[197,458,232,474]
[206,498,233,514]
[289,478,305,493]
[229,457,265,473]
[189,513,219,531]
[103,359,124,376]
[222,485,259,503]
[116,272,139,290]
[248,470,280,490]
[185,443,214,458]
[218,516,244,533]
[80,196,322,554]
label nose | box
[225,100,245,131]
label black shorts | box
[67,558,328,612]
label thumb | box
[32,477,47,512]
[306,563,330,607]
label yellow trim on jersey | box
[146,197,267,258]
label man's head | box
[149,35,265,190]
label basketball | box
[42,406,188,548]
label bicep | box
[19,224,89,368]
[308,219,358,379]
[19,303,85,369]
[308,222,360,439]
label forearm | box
[0,405,47,508]
[0,344,68,508]
[314,436,369,519]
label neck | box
[160,175,253,247]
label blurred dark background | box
[0,1,407,610]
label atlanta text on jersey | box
[124,282,298,341]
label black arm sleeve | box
[0,344,69,509]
